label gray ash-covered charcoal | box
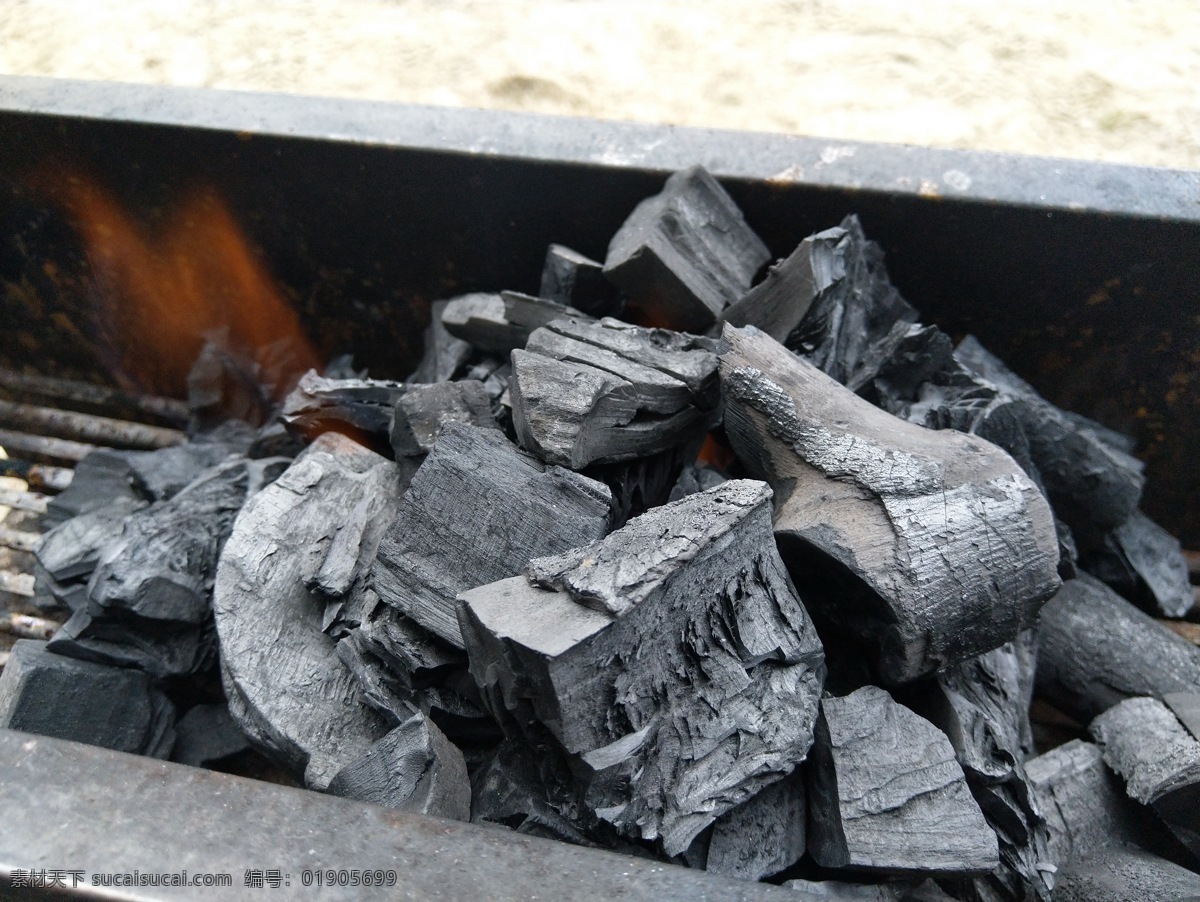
[1036,574,1200,724]
[372,423,612,649]
[279,369,407,447]
[511,318,720,469]
[408,299,473,384]
[326,708,471,821]
[440,291,590,355]
[783,216,919,393]
[603,166,769,333]
[720,326,1060,683]
[390,380,497,458]
[459,480,825,856]
[701,770,807,882]
[1082,510,1194,617]
[1164,692,1200,740]
[170,702,251,767]
[1090,696,1200,855]
[0,639,175,758]
[215,434,405,790]
[540,244,623,317]
[806,686,998,876]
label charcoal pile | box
[2,165,1198,897]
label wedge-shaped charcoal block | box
[408,299,473,384]
[720,326,1061,683]
[604,166,769,332]
[0,639,175,758]
[390,380,497,458]
[511,318,720,468]
[214,434,405,790]
[720,228,836,342]
[459,480,826,856]
[326,708,471,821]
[43,449,143,527]
[806,686,998,875]
[170,702,251,767]
[279,369,407,447]
[441,291,591,355]
[1090,696,1200,855]
[372,423,612,649]
[540,244,623,317]
[784,216,919,393]
[1036,574,1200,723]
[703,770,807,882]
[1082,510,1194,618]
[35,495,146,584]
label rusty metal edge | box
[0,74,1197,220]
[0,729,801,901]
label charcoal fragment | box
[390,380,497,458]
[408,299,474,384]
[170,702,251,767]
[441,291,590,355]
[540,244,623,317]
[279,369,407,450]
[1082,510,1194,617]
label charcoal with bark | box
[511,318,719,469]
[540,244,623,317]
[719,325,1061,683]
[1081,510,1194,618]
[441,291,591,355]
[214,434,406,790]
[408,299,474,384]
[459,480,826,856]
[326,707,471,821]
[1035,574,1200,724]
[390,380,498,458]
[170,702,251,767]
[0,639,175,758]
[279,369,407,452]
[1090,696,1200,856]
[604,166,769,333]
[372,423,612,649]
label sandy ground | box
[1,1,1198,170]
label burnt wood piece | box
[43,449,142,527]
[0,639,175,758]
[170,703,251,767]
[720,228,831,342]
[1082,510,1194,618]
[372,423,612,649]
[511,318,720,468]
[919,633,1054,902]
[35,495,147,587]
[540,244,623,318]
[667,463,728,502]
[279,369,407,449]
[806,686,998,876]
[955,336,1145,548]
[0,366,189,427]
[703,770,807,882]
[326,709,471,821]
[720,326,1060,683]
[604,166,769,333]
[784,216,919,393]
[1052,849,1200,902]
[1035,574,1200,724]
[186,334,291,431]
[118,428,253,501]
[459,480,826,856]
[1090,696,1200,855]
[584,440,702,530]
[1164,691,1200,740]
[50,611,214,679]
[0,399,185,451]
[214,434,405,790]
[390,380,498,458]
[408,299,474,384]
[441,291,591,355]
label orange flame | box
[48,173,318,398]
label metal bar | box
[0,429,95,465]
[0,729,792,901]
[0,614,59,641]
[0,527,40,554]
[0,488,48,514]
[0,571,34,598]
[0,367,189,426]
[0,460,72,493]
[0,399,185,451]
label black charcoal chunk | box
[540,244,623,317]
[326,709,471,821]
[585,440,703,529]
[279,369,407,448]
[0,639,175,758]
[784,217,919,393]
[409,299,474,384]
[1090,696,1200,855]
[1035,574,1200,724]
[704,771,807,882]
[806,686,998,876]
[1051,848,1200,902]
[1082,510,1194,618]
[35,495,147,584]
[371,423,612,649]
[604,166,769,333]
[49,610,213,679]
[120,427,252,501]
[441,291,590,355]
[720,326,1060,683]
[511,318,720,468]
[43,449,142,527]
[390,380,498,458]
[459,480,825,856]
[668,463,728,502]
[784,879,957,901]
[170,703,251,767]
[214,434,405,789]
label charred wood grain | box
[390,380,497,458]
[441,291,591,355]
[1081,510,1194,618]
[280,369,407,450]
